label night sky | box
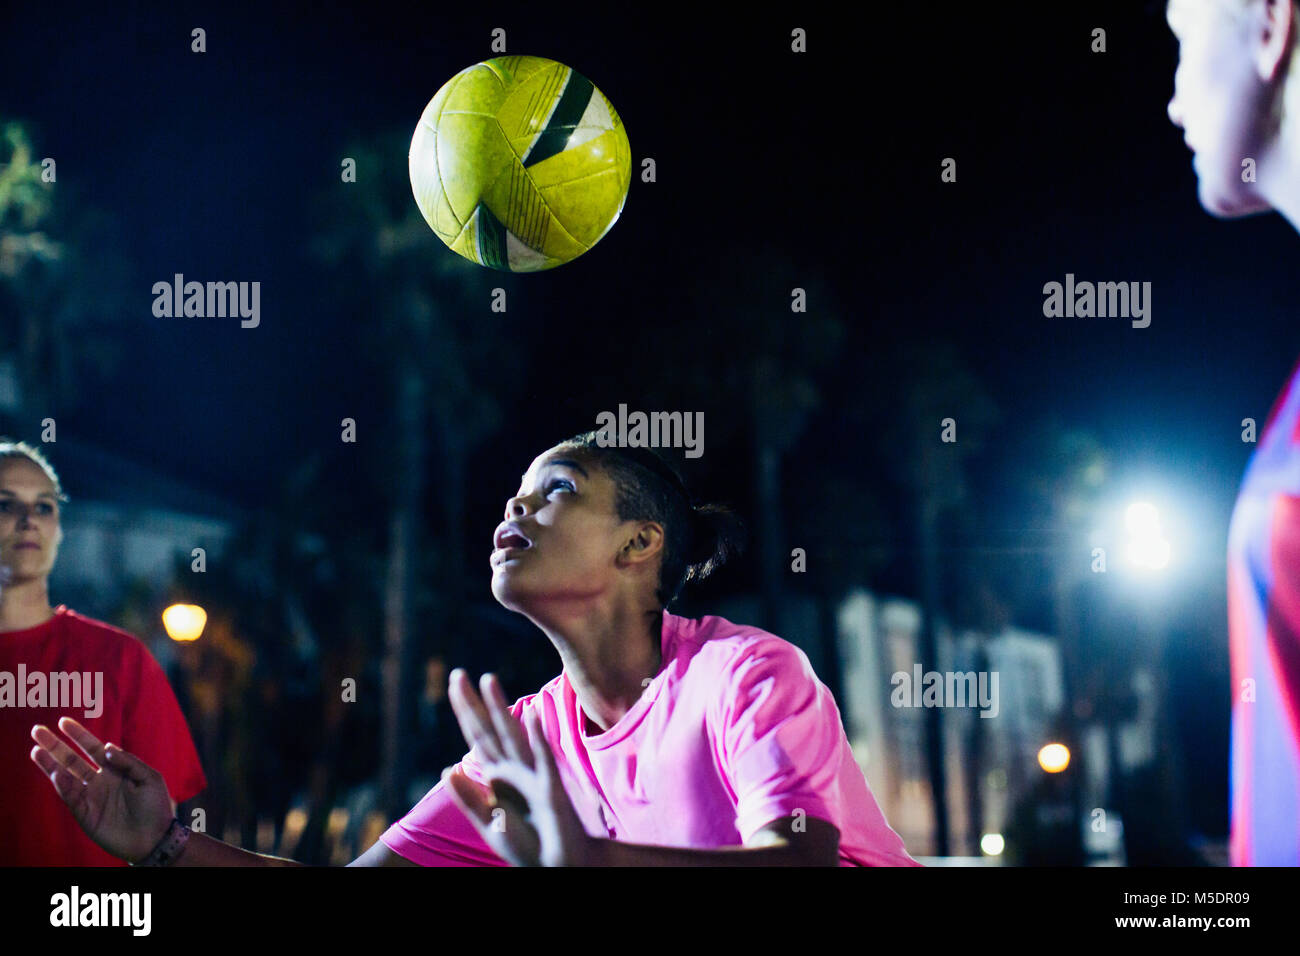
[6,0,1291,834]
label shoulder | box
[520,668,567,710]
[55,608,156,665]
[58,607,137,638]
[457,675,564,778]
[667,611,816,688]
[673,614,829,748]
[474,673,567,734]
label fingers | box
[57,716,108,767]
[482,673,532,767]
[29,721,151,793]
[442,766,494,827]
[30,724,100,784]
[102,742,155,785]
[30,744,94,804]
[525,709,562,790]
[447,668,503,764]
[527,712,569,806]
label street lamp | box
[163,603,207,642]
[1038,742,1070,773]
[1124,501,1171,571]
[1112,496,1190,863]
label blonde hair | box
[0,439,68,502]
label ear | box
[617,521,665,571]
[1255,0,1296,82]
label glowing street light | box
[1038,742,1070,773]
[980,833,1005,856]
[163,604,207,642]
[1124,501,1170,571]
[1125,501,1160,534]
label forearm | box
[171,831,305,867]
[590,837,824,867]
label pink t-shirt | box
[381,611,920,866]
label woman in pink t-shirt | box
[30,434,919,866]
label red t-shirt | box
[0,605,207,865]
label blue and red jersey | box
[1227,353,1300,865]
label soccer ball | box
[409,55,632,272]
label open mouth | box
[492,522,534,556]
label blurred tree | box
[308,127,519,821]
[0,119,129,425]
[676,240,847,632]
[851,337,1000,857]
[783,469,894,718]
[1018,418,1108,861]
[153,453,384,863]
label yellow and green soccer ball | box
[409,55,632,272]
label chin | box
[1199,181,1270,219]
[490,570,527,613]
[1,566,42,584]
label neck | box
[526,596,664,734]
[0,576,55,633]
[1259,124,1300,230]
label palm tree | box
[679,240,846,631]
[0,119,130,427]
[853,337,1000,857]
[308,127,514,820]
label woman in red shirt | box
[0,439,206,864]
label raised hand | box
[443,669,598,866]
[29,717,175,863]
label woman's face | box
[489,445,641,612]
[1167,0,1275,216]
[0,458,63,584]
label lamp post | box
[1115,500,1185,863]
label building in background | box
[836,587,1146,864]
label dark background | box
[3,0,1279,858]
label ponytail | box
[683,503,747,586]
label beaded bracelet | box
[130,818,190,867]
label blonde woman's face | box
[1167,0,1275,216]
[0,459,63,584]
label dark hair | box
[557,432,746,607]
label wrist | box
[130,818,191,867]
[139,818,172,856]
